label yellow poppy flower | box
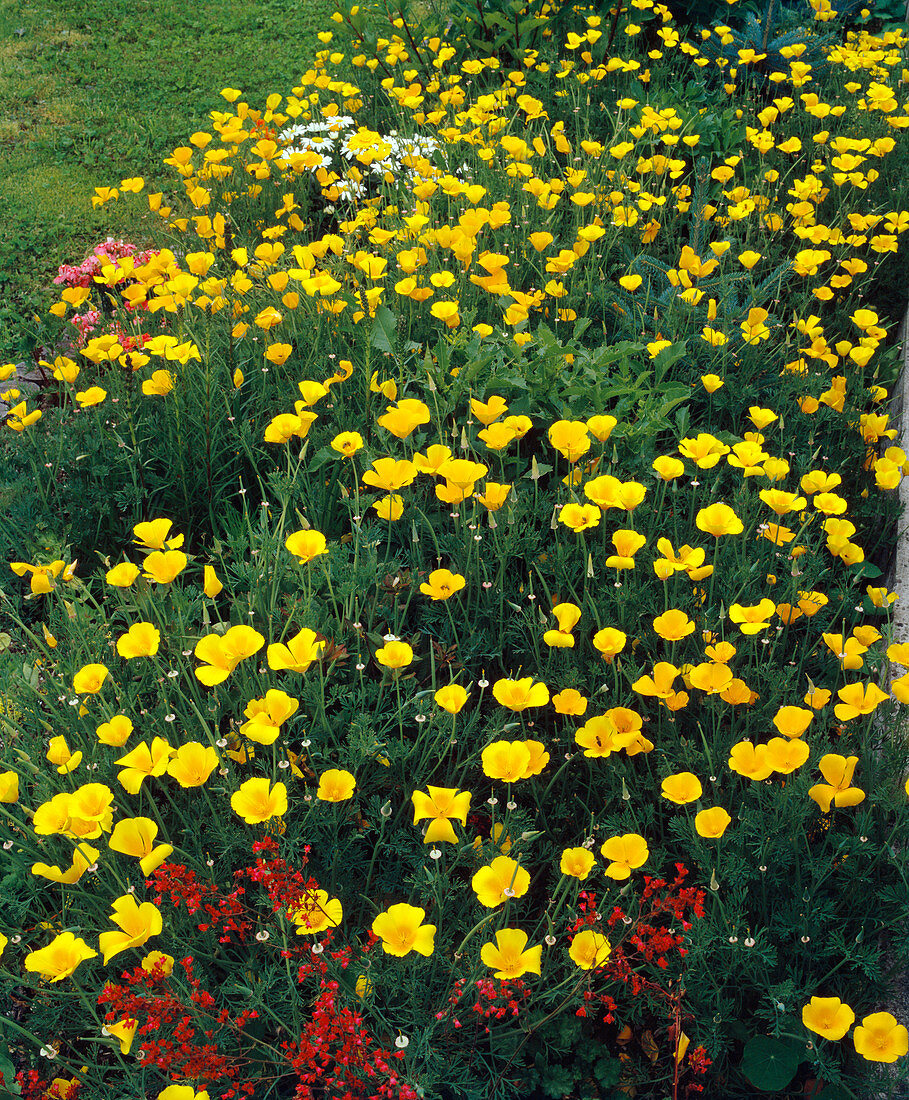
[316,769,356,802]
[472,855,530,907]
[24,931,98,982]
[492,677,549,711]
[661,772,703,804]
[601,833,649,879]
[420,569,466,600]
[694,807,732,838]
[411,786,472,843]
[569,929,611,970]
[480,929,542,978]
[231,777,288,823]
[372,903,435,957]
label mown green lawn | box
[0,0,334,361]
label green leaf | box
[741,1036,803,1092]
[850,560,882,579]
[594,1055,621,1088]
[0,1052,22,1096]
[20,662,40,691]
[656,383,691,416]
[305,447,337,473]
[370,305,397,355]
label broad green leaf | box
[741,1036,803,1092]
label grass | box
[0,0,335,363]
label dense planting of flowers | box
[2,0,909,1096]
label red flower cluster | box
[439,975,532,1030]
[281,938,415,1100]
[12,1069,51,1100]
[234,836,321,920]
[599,864,706,972]
[683,1045,713,1096]
[98,956,256,1096]
[148,863,253,945]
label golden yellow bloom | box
[195,625,265,685]
[285,529,328,563]
[142,550,188,584]
[475,482,512,511]
[411,786,471,844]
[728,740,772,780]
[478,422,517,450]
[97,715,133,747]
[729,599,775,635]
[231,777,288,823]
[694,807,732,838]
[772,706,814,738]
[552,688,588,715]
[606,528,647,569]
[679,433,729,469]
[73,664,109,694]
[420,569,466,600]
[834,682,888,721]
[372,903,435,957]
[569,929,611,970]
[653,610,695,641]
[548,419,591,462]
[480,929,542,979]
[24,931,98,982]
[0,770,19,803]
[288,890,343,935]
[696,502,743,537]
[375,639,414,669]
[98,894,163,964]
[661,772,703,804]
[471,395,508,425]
[601,833,649,880]
[653,456,685,480]
[482,740,531,781]
[372,494,404,521]
[378,398,431,438]
[331,431,364,457]
[587,414,618,441]
[472,855,530,907]
[854,1012,909,1063]
[108,817,174,876]
[492,677,549,710]
[560,847,596,879]
[316,769,356,802]
[435,684,469,713]
[758,489,806,516]
[801,997,855,1041]
[808,754,865,812]
[116,622,160,659]
[590,627,627,666]
[267,627,325,674]
[765,737,810,774]
[166,743,220,788]
[544,602,582,648]
[203,564,223,597]
[558,502,601,532]
[106,562,141,587]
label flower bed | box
[2,1,909,1097]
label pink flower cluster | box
[53,238,155,288]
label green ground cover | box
[0,0,334,362]
[1,0,909,1098]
